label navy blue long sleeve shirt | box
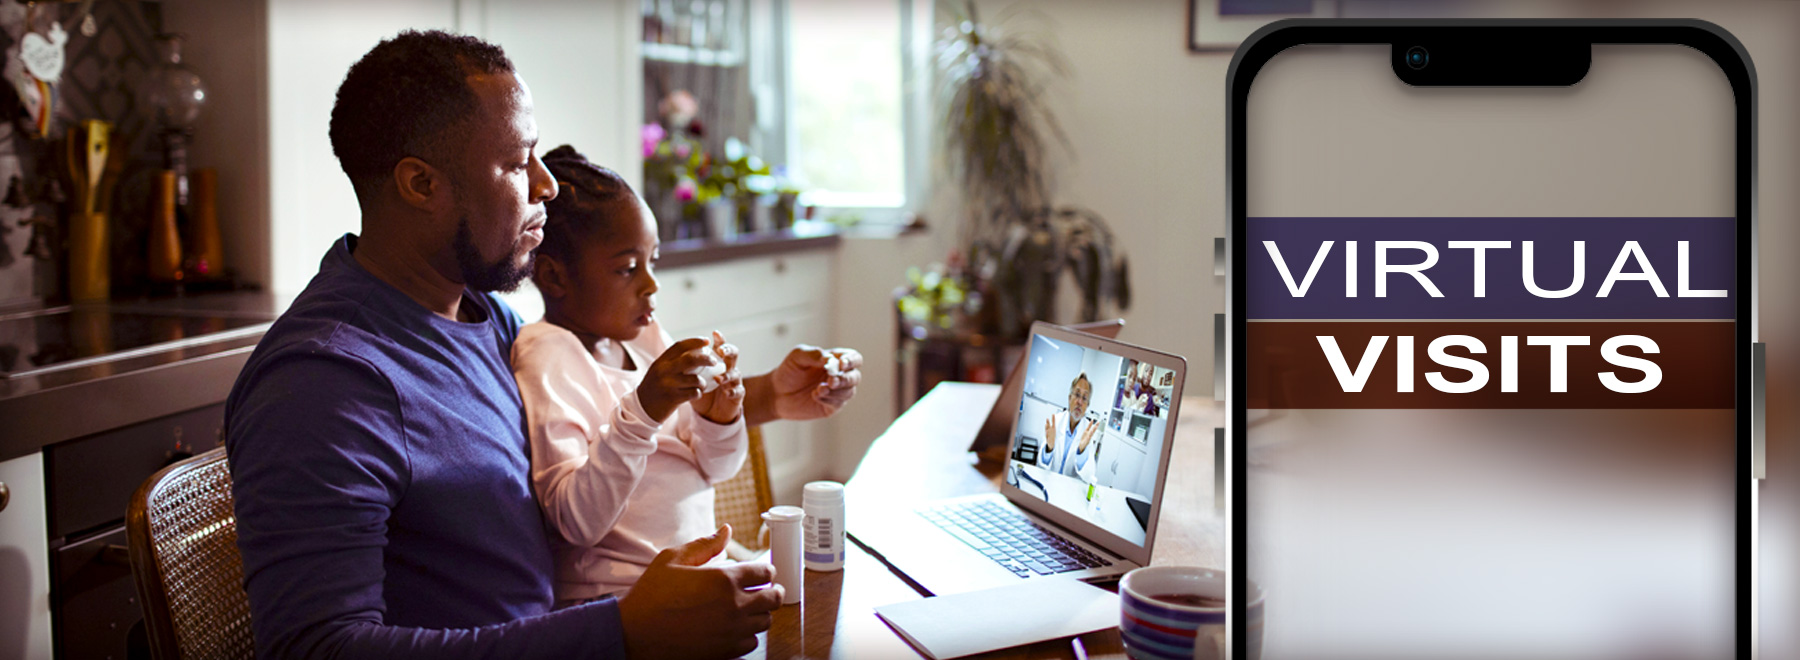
[225,235,627,659]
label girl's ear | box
[534,254,569,300]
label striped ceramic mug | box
[1120,566,1263,660]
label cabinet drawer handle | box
[684,278,696,291]
[775,323,789,336]
[773,259,786,274]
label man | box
[1040,373,1099,481]
[226,30,859,660]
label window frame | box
[770,0,931,228]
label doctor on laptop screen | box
[1011,334,1171,547]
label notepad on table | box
[874,578,1119,660]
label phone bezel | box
[1226,20,1756,657]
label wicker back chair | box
[126,447,254,660]
[714,426,774,553]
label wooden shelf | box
[642,42,743,67]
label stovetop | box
[0,305,276,379]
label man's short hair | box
[329,30,514,196]
[1072,373,1091,392]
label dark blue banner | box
[1247,217,1734,319]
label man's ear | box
[534,254,568,299]
[392,156,448,212]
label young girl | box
[512,145,754,606]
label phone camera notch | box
[1405,46,1430,70]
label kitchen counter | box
[657,220,841,269]
[0,292,284,462]
[0,222,841,462]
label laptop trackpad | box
[875,578,1119,659]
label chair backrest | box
[127,447,254,660]
[713,426,774,550]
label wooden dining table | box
[750,381,1224,659]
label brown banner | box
[1247,321,1734,408]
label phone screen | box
[1238,39,1743,658]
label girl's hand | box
[638,337,719,423]
[693,331,744,424]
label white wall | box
[826,227,959,479]
[256,0,639,299]
[960,0,1226,397]
[266,0,459,296]
[471,0,642,319]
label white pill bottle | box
[801,481,845,571]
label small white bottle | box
[761,505,804,605]
[802,481,845,572]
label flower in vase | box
[659,90,699,129]
[674,177,698,202]
[641,123,666,158]
[673,142,692,159]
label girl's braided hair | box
[536,144,640,271]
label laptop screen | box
[1008,332,1177,548]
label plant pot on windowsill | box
[736,193,777,234]
[773,191,799,230]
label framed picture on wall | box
[1188,0,1338,52]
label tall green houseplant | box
[935,0,1129,338]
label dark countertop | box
[0,292,284,463]
[0,225,842,462]
[657,220,841,268]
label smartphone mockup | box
[1228,22,1753,659]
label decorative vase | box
[147,170,182,283]
[653,189,683,243]
[705,198,736,240]
[774,192,797,229]
[185,167,224,279]
[149,34,206,207]
[67,210,107,301]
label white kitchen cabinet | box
[659,250,835,505]
[0,453,53,660]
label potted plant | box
[925,0,1130,339]
[896,260,973,340]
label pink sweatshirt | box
[512,319,748,601]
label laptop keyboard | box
[918,500,1112,577]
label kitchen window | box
[642,0,928,231]
[786,0,932,226]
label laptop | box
[854,321,1187,597]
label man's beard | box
[453,215,532,293]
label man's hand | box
[746,346,863,426]
[1077,418,1098,453]
[1042,417,1056,454]
[619,525,783,660]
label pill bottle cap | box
[803,481,844,505]
[761,505,804,523]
